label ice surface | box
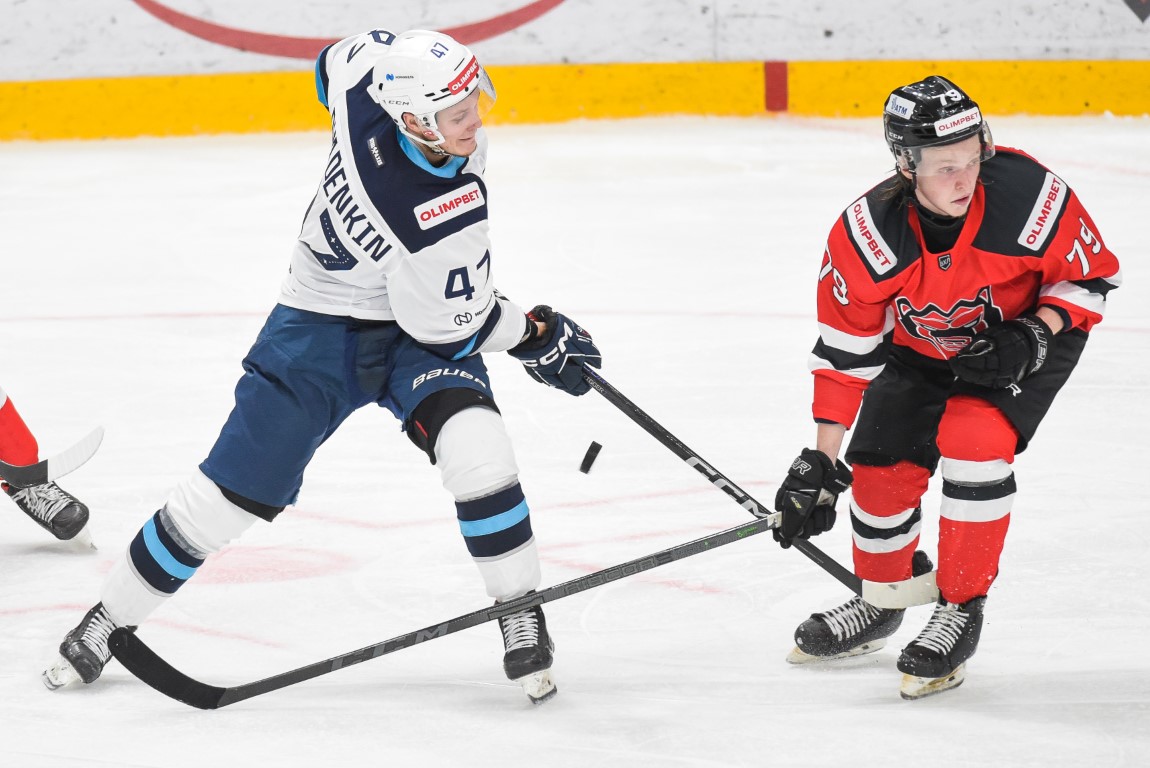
[1,115,1148,767]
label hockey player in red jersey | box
[771,76,1122,699]
[0,385,90,543]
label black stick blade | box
[109,629,226,710]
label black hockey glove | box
[772,448,852,549]
[949,314,1053,390]
[508,305,602,396]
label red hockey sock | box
[0,392,39,466]
[935,395,1019,603]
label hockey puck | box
[579,441,602,473]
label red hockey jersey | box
[811,147,1122,427]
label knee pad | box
[436,407,519,501]
[851,461,930,517]
[938,395,1016,522]
[937,395,1019,463]
[407,388,500,465]
[165,468,262,553]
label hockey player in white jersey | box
[43,28,601,705]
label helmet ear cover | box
[883,75,994,173]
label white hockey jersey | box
[278,31,527,360]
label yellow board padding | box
[787,60,1150,117]
[487,61,767,122]
[2,59,1147,140]
[1,72,326,141]
[0,62,767,140]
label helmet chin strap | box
[895,155,919,192]
[400,113,450,156]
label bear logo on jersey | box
[895,286,1003,356]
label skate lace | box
[499,608,540,652]
[9,483,71,523]
[912,604,968,655]
[81,608,117,661]
[821,597,884,643]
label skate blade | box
[786,638,888,665]
[515,669,557,705]
[899,664,966,700]
[42,655,82,691]
[64,525,97,552]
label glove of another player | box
[949,314,1053,389]
[772,448,853,549]
[508,305,602,396]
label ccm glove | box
[772,448,852,549]
[949,314,1053,389]
[508,305,602,396]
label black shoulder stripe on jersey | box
[344,73,489,254]
[840,178,922,283]
[973,149,1068,257]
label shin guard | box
[436,408,540,600]
[850,461,930,583]
[102,469,259,626]
[936,396,1018,603]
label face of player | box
[404,90,484,163]
[909,135,983,218]
[434,90,484,157]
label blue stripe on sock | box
[458,499,529,537]
[143,518,200,581]
[152,510,205,568]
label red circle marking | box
[130,0,567,59]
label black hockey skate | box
[788,550,933,664]
[787,596,904,664]
[42,602,135,690]
[897,596,986,700]
[497,597,556,704]
[4,480,89,541]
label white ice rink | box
[2,115,1148,767]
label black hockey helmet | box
[883,75,994,173]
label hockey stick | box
[110,516,776,709]
[581,368,937,610]
[0,426,104,489]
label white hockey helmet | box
[370,30,496,152]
